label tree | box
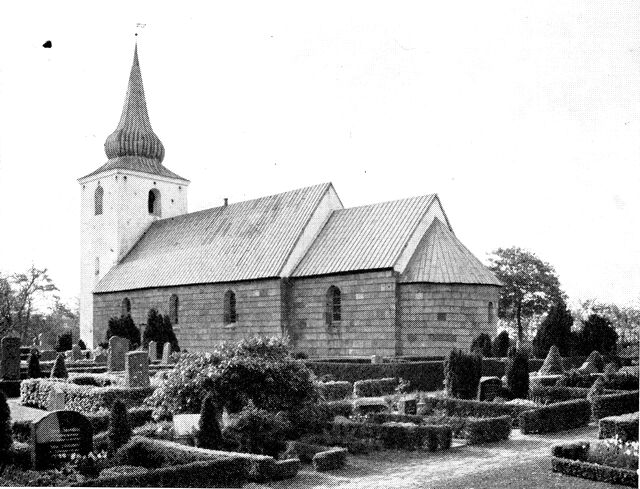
[444,350,482,399]
[143,310,179,355]
[27,348,42,378]
[51,353,68,379]
[492,331,510,357]
[0,391,11,456]
[532,301,574,357]
[105,315,140,349]
[196,393,223,450]
[574,300,638,348]
[488,247,565,342]
[108,400,131,452]
[78,339,87,350]
[55,331,73,352]
[579,314,618,355]
[470,333,492,357]
[505,349,529,399]
[161,314,180,353]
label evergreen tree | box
[580,314,618,355]
[470,333,492,357]
[161,314,180,353]
[143,309,162,353]
[108,400,131,452]
[538,344,564,375]
[196,393,223,450]
[50,353,68,379]
[55,331,73,352]
[444,350,482,399]
[0,391,12,456]
[27,348,42,378]
[105,315,140,349]
[532,302,574,357]
[492,331,511,357]
[505,349,529,399]
[78,339,87,350]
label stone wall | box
[288,270,398,357]
[398,283,501,357]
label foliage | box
[574,299,640,347]
[317,381,353,401]
[50,353,68,379]
[353,377,398,397]
[538,344,564,374]
[580,350,605,373]
[492,331,510,357]
[587,436,639,470]
[464,416,511,445]
[27,348,42,378]
[590,390,640,420]
[56,331,73,352]
[105,315,140,349]
[470,333,492,357]
[108,400,132,452]
[312,448,348,471]
[599,413,639,443]
[0,391,11,456]
[488,247,565,341]
[143,309,180,355]
[579,314,618,355]
[532,301,573,357]
[444,350,482,399]
[78,339,87,350]
[196,393,223,450]
[519,399,591,434]
[505,349,529,399]
[554,369,593,388]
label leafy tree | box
[444,350,482,399]
[470,333,492,357]
[50,353,68,379]
[27,348,42,378]
[55,331,73,352]
[108,400,131,452]
[196,393,223,450]
[492,331,510,357]
[0,391,11,456]
[579,314,618,355]
[505,349,529,399]
[532,301,574,357]
[488,247,565,342]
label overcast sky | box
[0,1,638,310]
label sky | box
[0,1,638,310]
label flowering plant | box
[586,435,639,470]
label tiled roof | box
[292,194,437,277]
[400,218,502,285]
[94,183,331,292]
[80,156,188,181]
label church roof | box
[292,194,437,277]
[94,183,332,292]
[399,218,502,285]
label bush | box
[353,378,398,397]
[425,396,528,420]
[599,412,639,442]
[106,315,140,349]
[554,369,593,388]
[287,401,333,438]
[579,314,618,355]
[444,350,482,399]
[492,331,510,357]
[86,406,153,433]
[519,399,591,434]
[222,403,291,457]
[50,353,68,379]
[591,390,640,420]
[196,393,223,450]
[532,302,573,357]
[538,345,564,375]
[78,339,87,350]
[464,416,511,445]
[108,400,132,452]
[317,381,353,401]
[603,371,640,391]
[579,350,605,374]
[312,448,347,471]
[0,391,11,456]
[529,385,591,405]
[470,333,492,357]
[55,331,73,353]
[323,400,353,419]
[143,310,179,355]
[505,349,529,399]
[27,349,42,378]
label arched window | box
[488,302,494,325]
[148,188,161,216]
[326,286,341,326]
[224,290,237,324]
[94,185,104,215]
[121,298,131,316]
[169,294,179,324]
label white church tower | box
[78,44,189,347]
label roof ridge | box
[335,192,436,213]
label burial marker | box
[125,350,150,388]
[0,336,21,380]
[148,340,158,362]
[47,386,65,411]
[31,410,93,469]
[107,336,129,371]
[397,397,417,415]
[161,342,172,364]
[477,376,502,401]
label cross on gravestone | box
[477,376,503,401]
[107,336,129,372]
[71,345,83,362]
[30,410,93,469]
[38,332,56,350]
[161,342,172,364]
[0,336,21,380]
[47,387,65,411]
[148,341,158,362]
[125,351,150,388]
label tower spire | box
[104,43,165,162]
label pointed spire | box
[104,43,165,162]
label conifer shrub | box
[492,331,510,357]
[106,315,140,349]
[505,349,529,399]
[0,391,11,457]
[579,350,605,374]
[579,314,618,355]
[538,345,564,375]
[444,350,482,399]
[143,309,180,355]
[587,377,606,402]
[470,333,492,357]
[196,393,223,450]
[603,362,618,377]
[27,348,42,378]
[108,400,132,452]
[50,353,68,379]
[532,302,573,357]
[78,339,87,350]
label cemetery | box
[0,332,637,487]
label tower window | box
[488,302,494,324]
[169,294,179,324]
[224,290,237,324]
[122,298,131,316]
[94,185,104,215]
[148,189,161,216]
[326,286,341,325]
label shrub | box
[554,369,592,388]
[78,339,87,350]
[287,401,333,438]
[312,448,347,471]
[464,416,511,445]
[505,349,529,399]
[50,353,68,379]
[532,302,573,357]
[55,331,73,353]
[196,393,223,450]
[529,385,591,405]
[108,400,132,452]
[603,372,640,391]
[492,331,510,357]
[27,349,42,378]
[587,376,606,401]
[587,437,638,470]
[591,391,640,420]
[538,345,564,375]
[353,378,398,397]
[579,314,618,355]
[106,315,140,349]
[444,350,482,399]
[579,350,605,374]
[323,400,353,419]
[0,391,11,456]
[143,310,179,355]
[470,333,492,357]
[519,399,591,434]
[86,406,153,433]
[425,396,527,420]
[317,381,353,401]
[599,412,639,442]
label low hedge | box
[591,390,639,420]
[603,372,640,391]
[317,381,353,401]
[312,448,348,471]
[353,378,398,397]
[519,399,591,434]
[551,441,637,487]
[464,416,512,445]
[598,412,639,442]
[323,400,353,418]
[425,396,529,421]
[529,385,591,404]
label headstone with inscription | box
[477,376,502,401]
[39,332,56,350]
[0,336,21,380]
[30,410,93,469]
[107,336,129,372]
[161,342,172,364]
[397,397,417,415]
[125,351,150,388]
[71,345,83,362]
[148,341,158,362]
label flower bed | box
[551,440,638,487]
[591,390,640,420]
[599,412,639,442]
[519,399,591,434]
[317,381,353,401]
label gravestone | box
[39,332,56,350]
[397,397,417,415]
[40,350,58,362]
[71,345,83,361]
[0,336,21,380]
[94,350,107,365]
[47,387,65,411]
[125,351,150,388]
[107,336,129,372]
[161,342,172,364]
[477,376,502,401]
[148,341,158,362]
[416,396,428,416]
[31,410,93,469]
[371,355,382,365]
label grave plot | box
[30,410,93,469]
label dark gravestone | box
[31,410,93,469]
[397,397,417,415]
[477,376,502,401]
[108,336,129,372]
[0,336,21,380]
[125,351,150,388]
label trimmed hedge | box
[86,406,154,433]
[529,386,591,404]
[353,378,398,397]
[519,399,591,434]
[591,390,640,420]
[464,416,511,445]
[317,381,353,401]
[323,400,353,418]
[312,448,347,471]
[425,396,529,421]
[599,412,639,442]
[552,441,638,487]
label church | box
[79,45,502,357]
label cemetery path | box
[247,423,620,489]
[8,399,47,423]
